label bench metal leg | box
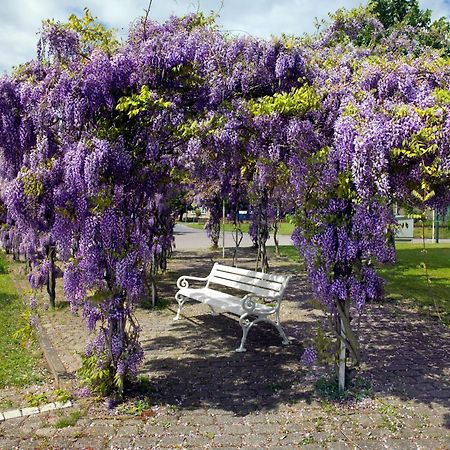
[275,322,290,345]
[207,305,219,316]
[174,293,186,321]
[236,315,290,352]
[236,315,252,352]
[275,310,290,345]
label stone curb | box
[7,257,73,388]
[0,401,73,422]
[36,323,73,388]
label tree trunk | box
[210,222,220,249]
[46,246,56,308]
[109,300,126,398]
[259,239,269,273]
[338,318,346,391]
[255,202,269,273]
[335,299,360,391]
[150,278,158,307]
[273,220,280,257]
[25,258,32,274]
[231,211,244,267]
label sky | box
[1,0,450,73]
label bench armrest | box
[177,275,209,289]
[241,293,259,313]
[241,293,280,315]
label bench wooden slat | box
[208,276,277,298]
[212,270,283,295]
[213,264,287,284]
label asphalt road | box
[173,223,294,250]
[173,223,449,250]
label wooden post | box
[222,200,225,259]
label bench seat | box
[174,263,292,352]
[177,287,275,316]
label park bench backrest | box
[206,263,290,299]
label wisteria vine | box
[0,6,448,394]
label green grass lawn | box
[272,245,303,262]
[274,243,450,324]
[413,226,450,239]
[182,221,296,235]
[0,252,44,388]
[183,221,450,240]
[379,243,450,323]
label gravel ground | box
[1,248,449,449]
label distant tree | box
[171,190,190,222]
[321,1,450,56]
[422,16,450,54]
[370,0,450,53]
[370,0,431,29]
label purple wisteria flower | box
[74,387,91,398]
[29,315,39,328]
[301,347,318,367]
[29,296,37,310]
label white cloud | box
[1,0,449,74]
[424,0,450,18]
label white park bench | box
[174,263,292,352]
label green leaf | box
[248,85,321,117]
[116,85,172,119]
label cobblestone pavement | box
[1,249,449,449]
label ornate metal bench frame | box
[174,263,292,352]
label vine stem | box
[142,0,153,41]
[338,318,346,392]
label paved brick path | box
[0,249,449,449]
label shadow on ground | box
[140,316,313,416]
[137,248,450,422]
[359,299,450,420]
